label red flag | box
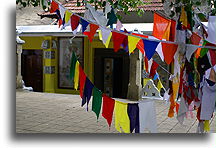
[209,49,216,66]
[144,56,148,73]
[79,65,86,98]
[136,39,144,54]
[190,32,201,45]
[131,33,148,38]
[71,14,80,31]
[149,60,159,78]
[102,94,115,127]
[50,0,59,13]
[169,20,176,42]
[161,42,178,65]
[86,24,99,42]
[112,32,127,52]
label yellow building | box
[17,24,168,99]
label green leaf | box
[77,2,81,6]
[22,2,27,7]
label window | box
[58,37,84,88]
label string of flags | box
[70,51,159,133]
[50,0,216,133]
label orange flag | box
[136,39,144,54]
[153,13,171,41]
[161,42,178,65]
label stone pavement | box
[16,89,215,133]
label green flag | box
[70,51,77,80]
[92,87,102,120]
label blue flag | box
[143,39,159,60]
[81,18,89,33]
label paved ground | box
[16,89,215,133]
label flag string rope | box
[54,0,216,50]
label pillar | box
[16,42,24,89]
[127,49,142,101]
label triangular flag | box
[71,14,80,31]
[64,10,72,24]
[190,32,201,45]
[50,0,59,13]
[186,45,198,61]
[116,19,123,31]
[206,16,216,44]
[81,77,94,111]
[59,4,66,24]
[180,7,188,29]
[155,42,164,61]
[102,94,115,127]
[99,27,112,48]
[112,31,127,52]
[86,24,99,42]
[107,8,117,27]
[136,39,144,54]
[149,60,159,78]
[74,61,80,90]
[55,9,63,27]
[152,13,171,40]
[169,19,176,42]
[144,56,149,73]
[161,42,178,65]
[143,39,160,60]
[92,87,102,120]
[70,51,77,80]
[80,18,89,33]
[128,36,140,54]
[157,79,165,92]
[79,66,86,98]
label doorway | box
[21,50,43,92]
[94,48,129,98]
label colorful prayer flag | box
[152,13,171,40]
[112,31,127,52]
[80,18,89,33]
[115,101,130,133]
[79,66,86,98]
[102,94,115,127]
[81,77,94,111]
[143,39,160,60]
[86,24,99,42]
[71,14,80,31]
[161,42,178,65]
[92,87,102,120]
[149,60,159,78]
[74,61,80,90]
[128,36,140,54]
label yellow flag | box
[104,32,112,48]
[115,101,130,133]
[180,7,188,28]
[143,78,151,87]
[98,30,102,41]
[204,120,210,132]
[157,79,164,92]
[74,61,80,90]
[128,36,140,54]
[65,10,72,24]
